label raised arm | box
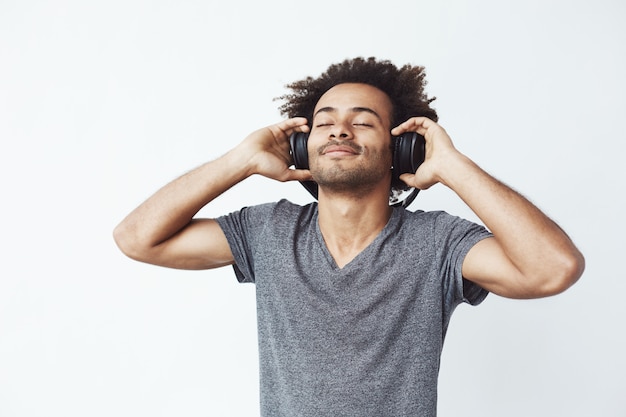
[113,118,311,270]
[392,118,585,299]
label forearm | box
[113,118,311,268]
[113,149,249,255]
[443,154,585,292]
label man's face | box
[307,83,394,194]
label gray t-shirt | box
[217,199,491,417]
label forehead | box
[314,83,393,123]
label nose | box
[329,122,353,140]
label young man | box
[114,57,584,416]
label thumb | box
[282,168,313,183]
[400,172,435,190]
[399,172,416,187]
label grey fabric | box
[217,199,491,416]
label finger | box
[399,172,415,186]
[399,172,431,190]
[280,168,313,183]
[275,117,310,136]
[390,117,433,136]
[390,117,424,135]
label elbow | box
[112,222,133,258]
[113,222,148,262]
[538,249,585,297]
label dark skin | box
[114,83,585,298]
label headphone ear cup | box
[392,132,426,188]
[289,132,319,200]
[289,132,310,170]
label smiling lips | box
[319,141,363,156]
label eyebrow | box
[313,106,384,123]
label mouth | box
[319,142,362,157]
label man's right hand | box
[237,117,312,183]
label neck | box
[317,190,392,268]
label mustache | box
[317,140,364,155]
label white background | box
[1,0,624,416]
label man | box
[114,57,584,416]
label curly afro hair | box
[276,57,438,127]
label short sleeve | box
[216,202,277,283]
[434,213,492,310]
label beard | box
[310,141,392,194]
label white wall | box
[1,0,624,415]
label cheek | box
[306,135,326,157]
[371,144,393,164]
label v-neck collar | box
[313,207,402,272]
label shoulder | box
[396,208,459,228]
[223,199,310,215]
[273,199,317,216]
[401,208,483,227]
[218,199,317,229]
[252,199,318,222]
[395,208,490,244]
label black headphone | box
[289,131,425,208]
